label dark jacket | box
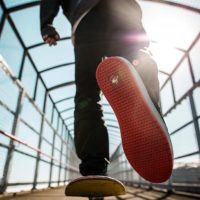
[40,0,143,37]
[40,0,100,37]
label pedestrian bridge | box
[0,0,200,199]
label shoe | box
[79,158,108,176]
[96,56,173,183]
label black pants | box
[74,0,150,176]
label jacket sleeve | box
[40,0,60,37]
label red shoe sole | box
[96,57,173,183]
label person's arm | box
[40,0,60,46]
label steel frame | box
[109,32,200,195]
[0,0,200,195]
[0,56,79,193]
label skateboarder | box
[40,0,167,178]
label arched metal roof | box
[0,0,200,156]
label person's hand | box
[43,34,60,46]
[41,24,60,46]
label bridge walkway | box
[0,186,198,200]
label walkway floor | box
[0,186,199,200]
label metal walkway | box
[0,187,199,200]
[0,0,200,198]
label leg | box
[107,43,161,113]
[74,43,109,176]
[73,0,151,176]
[128,49,161,113]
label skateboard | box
[65,176,126,197]
[96,57,173,183]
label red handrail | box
[0,130,77,171]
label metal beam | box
[55,96,74,104]
[7,1,40,13]
[48,81,75,92]
[0,89,25,193]
[140,0,200,13]
[0,4,6,36]
[60,107,74,114]
[39,62,75,74]
[189,93,200,152]
[161,33,200,91]
[32,92,48,190]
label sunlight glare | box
[149,42,184,73]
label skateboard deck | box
[65,176,126,197]
[96,57,173,183]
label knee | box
[132,49,160,106]
[75,97,93,110]
[133,49,158,80]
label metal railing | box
[0,56,80,193]
[0,0,200,196]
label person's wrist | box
[41,24,58,38]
